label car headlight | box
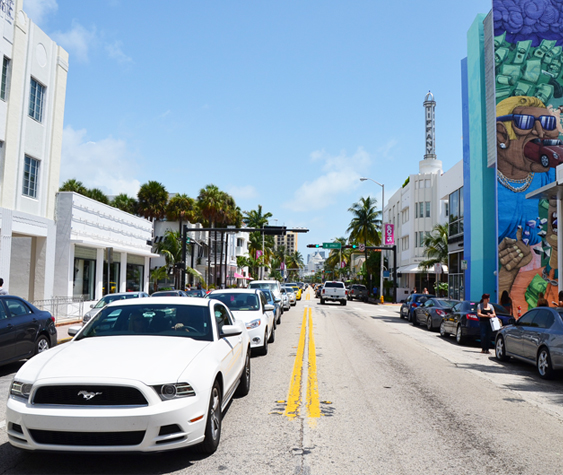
[554,153,559,159]
[246,319,261,330]
[152,383,195,401]
[10,380,33,400]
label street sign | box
[461,260,468,270]
[359,243,365,252]
[323,242,341,249]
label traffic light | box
[307,244,321,248]
[351,244,357,249]
[186,237,191,244]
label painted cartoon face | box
[498,106,560,176]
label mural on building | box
[494,0,562,310]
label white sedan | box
[6,297,250,454]
[209,289,275,355]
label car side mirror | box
[508,317,516,325]
[90,304,94,308]
[67,325,82,337]
[264,304,275,312]
[221,324,243,337]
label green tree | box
[137,181,168,221]
[150,265,168,293]
[111,193,137,214]
[347,196,381,292]
[243,205,274,277]
[59,179,87,195]
[419,223,449,294]
[286,250,304,281]
[324,237,351,280]
[166,194,197,232]
[154,230,183,289]
[86,188,109,205]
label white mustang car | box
[6,297,250,454]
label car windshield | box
[152,291,181,297]
[250,283,276,290]
[185,290,204,297]
[212,293,260,311]
[437,299,458,308]
[94,293,140,308]
[77,304,213,341]
[544,139,562,146]
[325,282,344,288]
[261,290,274,302]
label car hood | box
[17,336,210,384]
[230,310,264,323]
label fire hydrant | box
[380,295,384,304]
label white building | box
[54,192,156,302]
[0,1,68,300]
[384,93,463,300]
[306,251,325,275]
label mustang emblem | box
[78,390,102,400]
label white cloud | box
[60,125,141,197]
[283,147,371,211]
[105,40,133,64]
[228,185,258,201]
[51,21,97,63]
[24,0,57,25]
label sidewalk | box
[55,320,81,344]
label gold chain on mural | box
[497,170,534,193]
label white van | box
[249,280,282,302]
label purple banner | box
[384,224,395,245]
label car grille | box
[33,385,148,406]
[29,429,145,446]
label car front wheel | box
[35,335,50,355]
[495,336,509,362]
[456,325,465,345]
[426,317,433,331]
[199,380,222,454]
[537,347,555,379]
[235,349,251,397]
[541,155,550,168]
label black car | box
[0,295,57,367]
[400,294,436,322]
[413,298,459,330]
[440,300,512,345]
[261,289,282,325]
[348,284,368,302]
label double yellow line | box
[284,307,320,420]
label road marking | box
[285,308,308,419]
[284,307,320,421]
[306,307,320,420]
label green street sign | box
[323,242,341,249]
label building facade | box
[0,0,68,300]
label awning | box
[397,264,448,274]
[234,272,244,279]
[245,275,253,280]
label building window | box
[419,202,424,218]
[449,187,464,237]
[445,202,449,217]
[1,56,10,101]
[402,236,409,251]
[29,77,45,122]
[23,155,39,198]
[425,202,430,218]
[425,179,431,188]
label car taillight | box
[322,289,325,294]
[412,303,418,308]
[50,316,55,324]
[436,309,446,317]
[345,290,348,295]
[466,313,479,321]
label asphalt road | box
[2,290,563,474]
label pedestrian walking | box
[423,288,429,294]
[0,278,8,295]
[476,293,496,354]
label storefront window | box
[126,255,145,292]
[448,251,464,300]
[74,246,96,300]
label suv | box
[348,284,368,302]
[249,280,282,302]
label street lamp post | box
[360,177,384,303]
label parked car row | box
[401,295,563,380]
[6,281,299,455]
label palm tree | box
[86,188,109,205]
[347,196,381,291]
[243,205,274,276]
[324,237,352,279]
[150,266,168,293]
[154,230,183,289]
[420,223,449,294]
[286,250,304,281]
[166,194,197,232]
[60,179,87,195]
[137,181,168,221]
[111,193,137,214]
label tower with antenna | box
[419,91,442,174]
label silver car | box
[82,292,149,324]
[283,286,297,306]
[280,287,291,311]
[495,307,563,379]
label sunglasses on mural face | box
[496,114,558,131]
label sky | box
[24,0,494,259]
